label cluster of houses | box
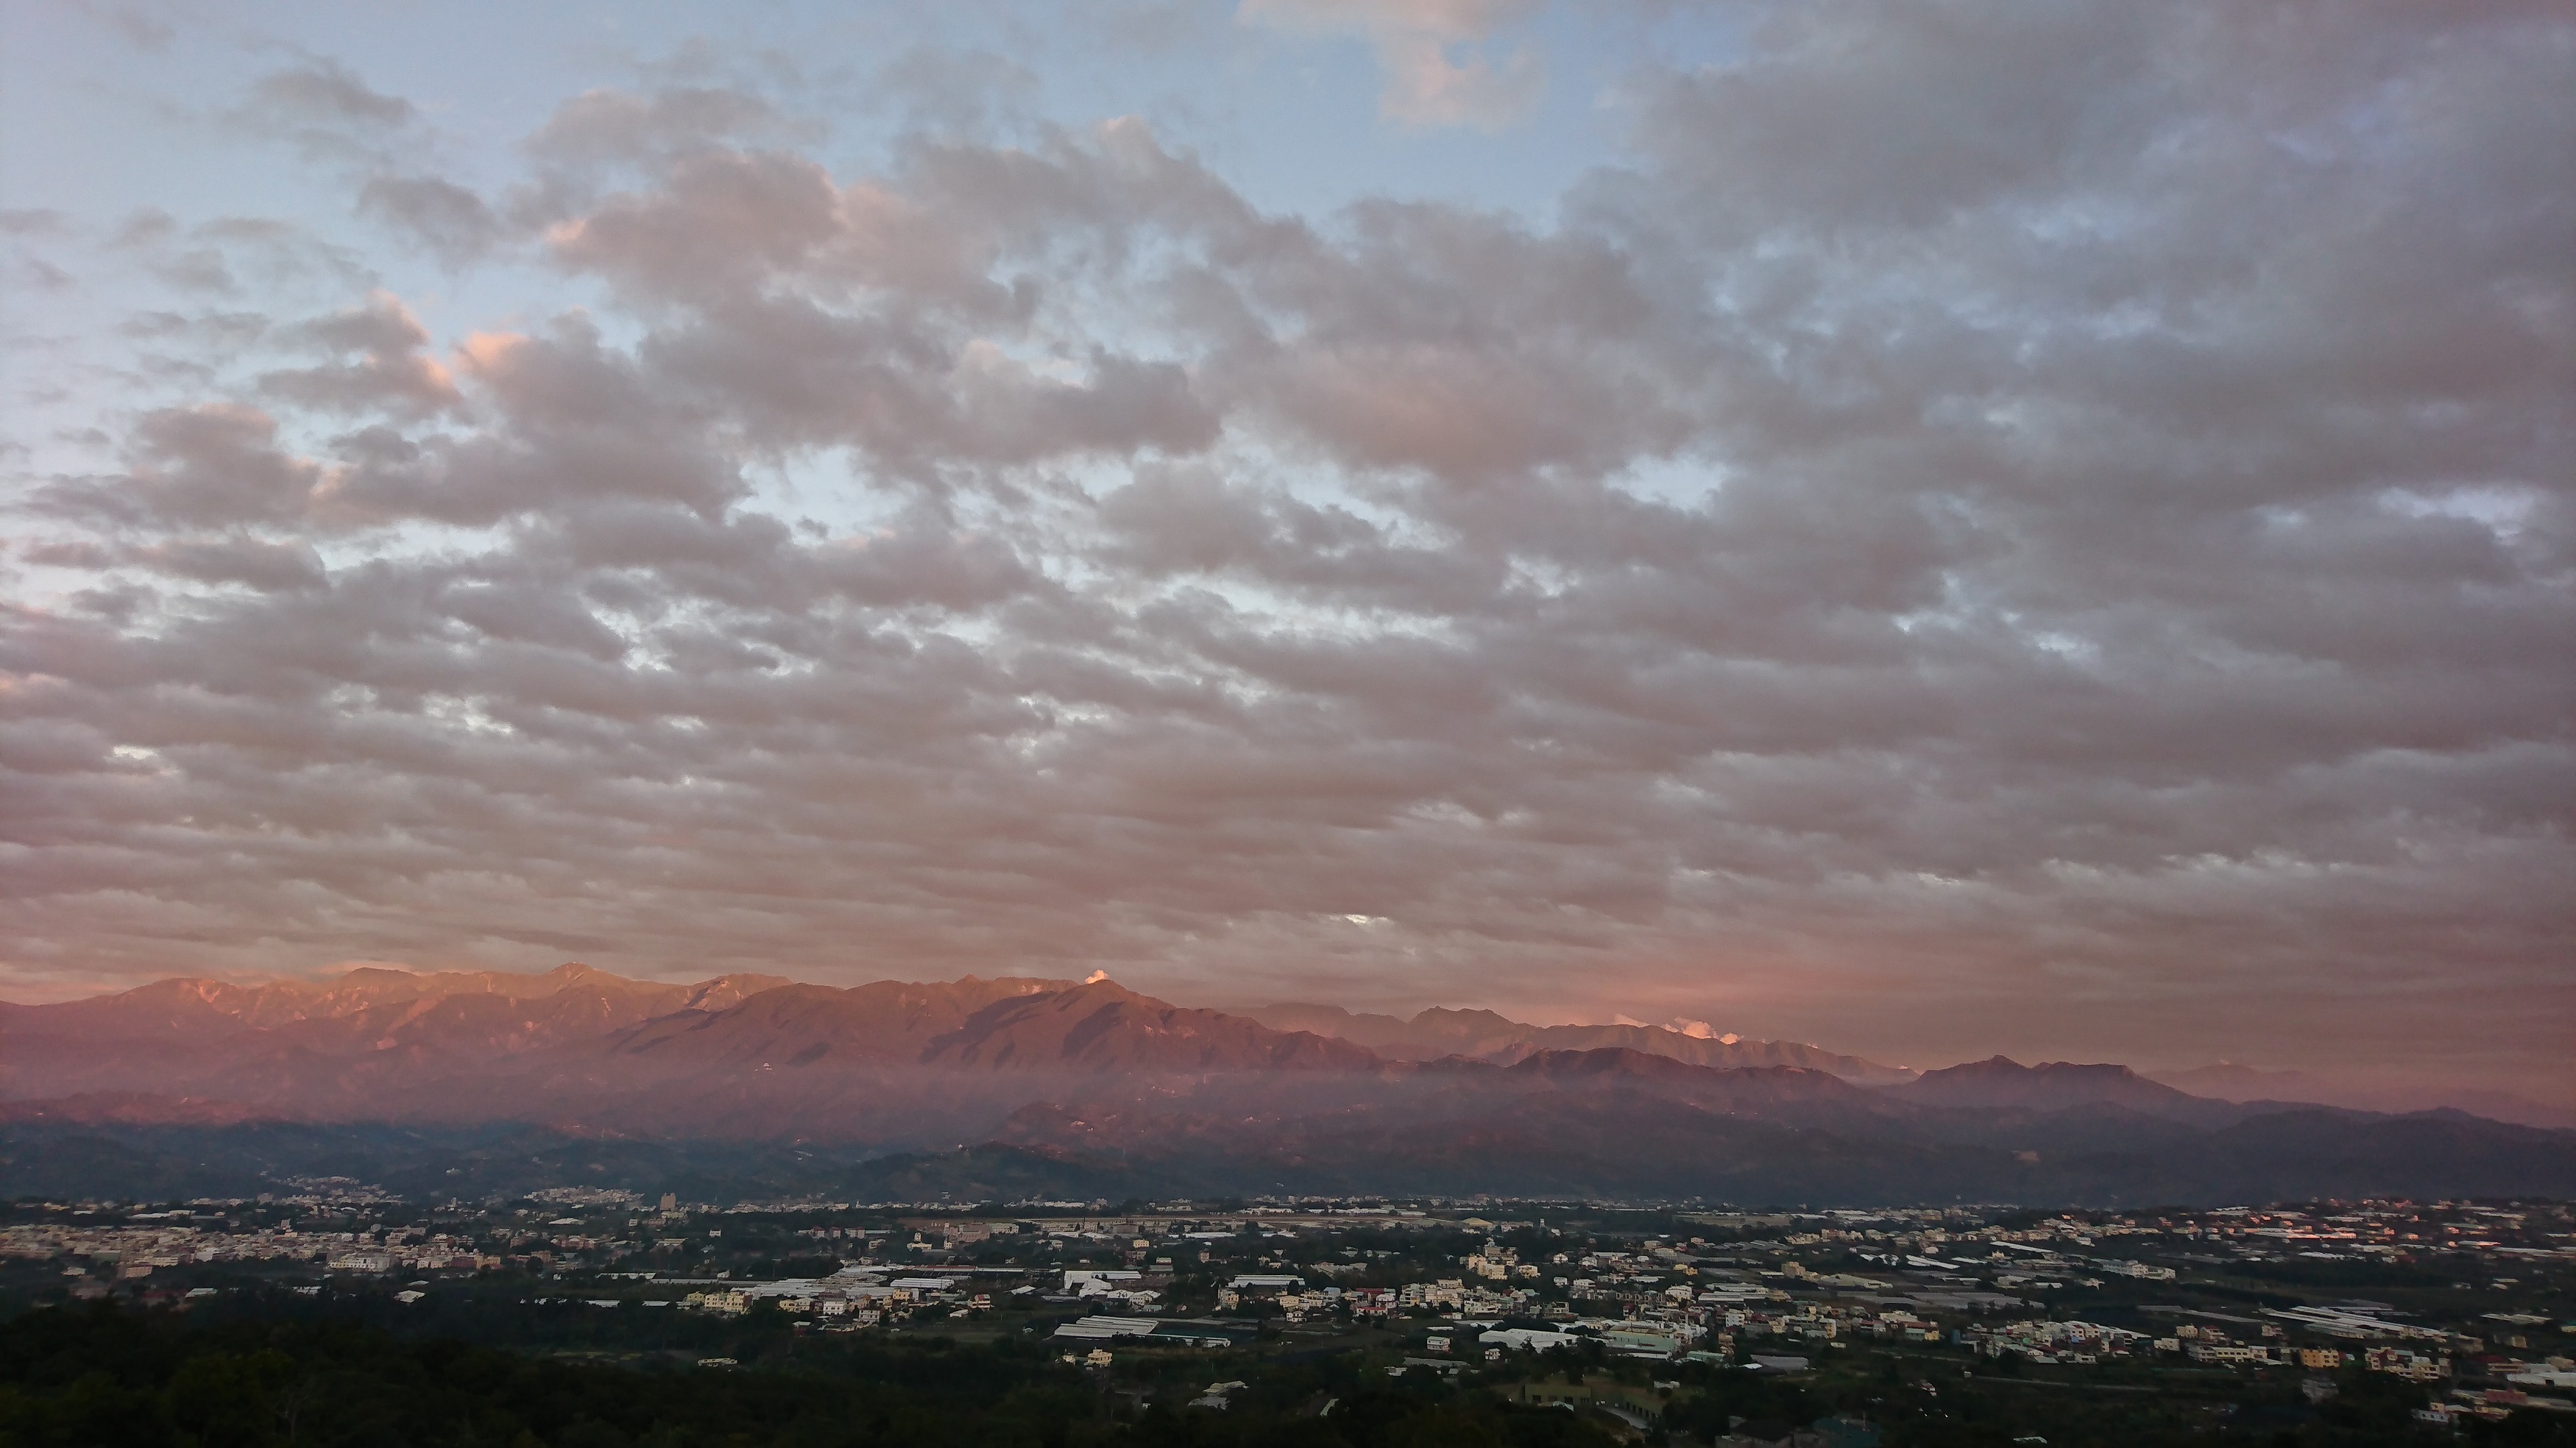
[679,1266,991,1327]
[2,1216,500,1289]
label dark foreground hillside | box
[0,1299,1624,1448]
[1,1299,2565,1448]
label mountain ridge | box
[7,965,2571,1206]
[1242,1001,1916,1082]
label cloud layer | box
[3,0,2570,1093]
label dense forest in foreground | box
[2,1299,2572,1448]
[0,1299,1621,1448]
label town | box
[3,1186,2569,1444]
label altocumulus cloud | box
[1,0,2569,1094]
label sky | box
[1,0,2569,1099]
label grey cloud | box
[18,541,118,570]
[107,213,378,302]
[535,132,1227,468]
[526,86,794,170]
[105,6,175,52]
[130,536,328,592]
[263,291,469,417]
[954,349,1219,463]
[800,526,1047,612]
[118,310,270,347]
[1639,0,2161,234]
[4,5,2570,1097]
[110,208,180,248]
[550,150,843,296]
[37,405,323,530]
[322,321,745,526]
[259,292,461,418]
[358,175,505,265]
[233,61,420,168]
[149,247,235,294]
[1094,463,1498,617]
[1097,464,1302,574]
[441,581,630,661]
[251,63,415,129]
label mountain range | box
[1240,1002,1914,1082]
[4,965,2571,1206]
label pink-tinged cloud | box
[1239,0,1544,128]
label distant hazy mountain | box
[2415,1091,2576,1133]
[3,963,790,1037]
[1248,1002,1418,1048]
[0,968,1376,1140]
[2150,1064,2576,1132]
[1,963,790,1107]
[6,968,2571,1204]
[2149,1062,2325,1101]
[1243,1002,1916,1082]
[1902,1056,2224,1120]
[598,976,1077,1069]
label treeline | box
[7,1300,2571,1448]
[0,1302,1619,1448]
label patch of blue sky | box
[1612,451,1730,511]
[2375,483,2545,538]
[731,447,915,539]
